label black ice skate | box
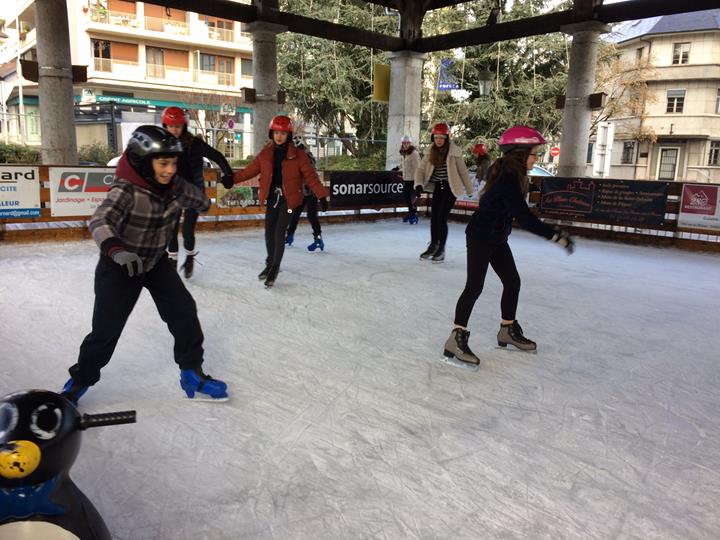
[497,321,537,352]
[431,248,445,263]
[442,328,480,371]
[419,242,438,260]
[180,251,196,279]
[264,265,279,288]
[168,252,178,271]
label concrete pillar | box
[385,50,425,171]
[557,21,609,178]
[244,21,286,156]
[34,0,78,164]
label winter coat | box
[90,154,210,272]
[466,165,555,245]
[232,142,328,210]
[414,142,473,198]
[179,136,234,188]
[400,148,420,183]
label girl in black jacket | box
[162,107,235,278]
[443,126,575,369]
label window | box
[92,39,111,59]
[709,142,720,166]
[716,88,720,114]
[586,142,594,164]
[672,42,690,65]
[241,58,252,77]
[621,142,636,164]
[200,53,215,72]
[146,46,164,78]
[636,47,644,63]
[666,89,685,113]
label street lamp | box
[478,70,493,97]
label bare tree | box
[180,90,243,153]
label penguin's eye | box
[30,404,63,440]
[0,403,19,438]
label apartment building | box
[598,9,720,182]
[0,0,255,159]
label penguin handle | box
[80,410,137,429]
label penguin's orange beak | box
[0,440,41,479]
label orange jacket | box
[233,142,328,210]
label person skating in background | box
[161,106,235,278]
[414,122,474,262]
[472,142,491,183]
[399,134,421,224]
[232,115,329,288]
[285,135,325,252]
[442,126,575,369]
[62,126,229,403]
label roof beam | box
[425,0,470,9]
[596,0,720,24]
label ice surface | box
[1,221,719,539]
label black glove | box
[390,166,400,172]
[552,230,575,255]
[319,197,329,212]
[112,250,144,277]
[414,185,424,199]
[220,174,234,189]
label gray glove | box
[112,250,144,277]
[552,230,575,255]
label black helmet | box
[126,125,183,185]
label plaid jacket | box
[89,154,210,272]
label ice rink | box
[1,220,719,539]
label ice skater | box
[472,142,491,183]
[443,125,575,369]
[399,134,420,224]
[285,135,325,252]
[61,126,229,403]
[161,106,235,278]
[231,115,329,288]
[414,122,474,262]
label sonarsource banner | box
[48,167,115,217]
[678,183,720,231]
[0,166,41,218]
[329,171,405,208]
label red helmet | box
[472,143,487,157]
[268,115,293,139]
[161,106,187,126]
[498,126,546,152]
[431,122,450,141]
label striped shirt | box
[430,163,449,184]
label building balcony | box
[208,26,234,42]
[93,57,139,78]
[146,63,193,83]
[90,8,140,28]
[144,15,188,36]
[194,69,234,87]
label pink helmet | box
[498,126,546,152]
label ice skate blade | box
[440,353,480,372]
[496,343,537,354]
[184,394,229,403]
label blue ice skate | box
[180,368,229,402]
[307,235,324,252]
[285,232,294,246]
[61,377,89,405]
[408,212,419,225]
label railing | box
[93,57,139,77]
[90,8,139,28]
[208,26,234,42]
[146,63,193,83]
[144,15,188,35]
[195,69,234,86]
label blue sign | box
[438,58,460,91]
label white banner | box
[48,167,115,217]
[0,166,41,218]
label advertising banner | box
[678,183,720,231]
[540,177,668,225]
[216,184,260,209]
[329,171,405,208]
[48,168,115,217]
[0,166,41,218]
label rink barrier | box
[0,167,408,242]
[445,177,720,253]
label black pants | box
[265,194,292,267]
[403,180,417,214]
[168,208,200,253]
[286,194,321,237]
[454,236,521,327]
[69,255,204,386]
[430,181,456,249]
